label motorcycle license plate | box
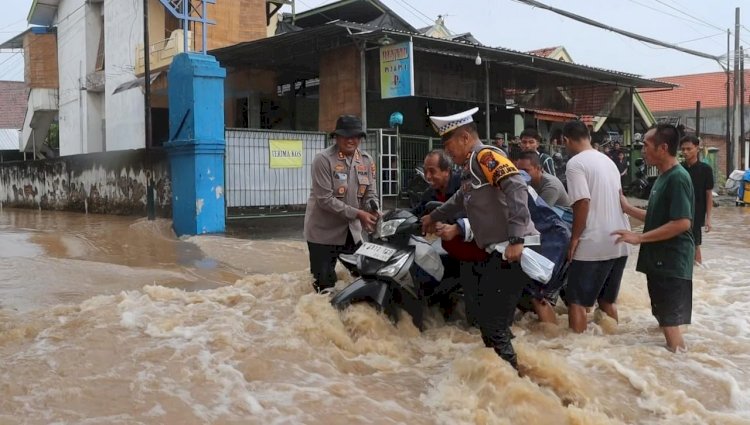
[355,243,396,262]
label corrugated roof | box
[0,129,20,150]
[639,70,750,112]
[213,21,674,90]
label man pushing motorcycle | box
[421,107,538,370]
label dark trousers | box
[460,252,530,369]
[307,231,358,291]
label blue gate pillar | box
[165,53,227,236]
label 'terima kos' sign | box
[269,140,303,168]
[380,41,415,99]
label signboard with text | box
[380,41,415,99]
[269,140,303,168]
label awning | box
[113,72,163,94]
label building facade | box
[10,0,271,157]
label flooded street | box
[0,207,749,424]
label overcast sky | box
[1,0,748,82]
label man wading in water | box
[614,124,695,352]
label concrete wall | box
[56,0,88,156]
[104,0,146,153]
[0,149,171,216]
[24,32,59,89]
[655,107,750,138]
[319,45,361,133]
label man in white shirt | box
[563,120,630,332]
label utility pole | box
[733,7,741,172]
[144,0,155,220]
[726,29,732,177]
[741,46,746,170]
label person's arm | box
[311,155,358,219]
[613,219,691,245]
[620,192,647,222]
[705,189,713,232]
[564,160,589,260]
[705,166,714,232]
[363,159,379,212]
[568,199,589,261]
[429,189,464,222]
[422,189,463,233]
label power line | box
[389,0,434,26]
[624,0,725,48]
[652,0,725,32]
[515,0,722,64]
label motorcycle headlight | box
[375,218,406,239]
[377,252,409,278]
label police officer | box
[304,115,379,293]
[422,108,538,370]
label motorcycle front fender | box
[330,278,392,314]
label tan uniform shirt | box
[304,145,378,245]
[431,144,536,249]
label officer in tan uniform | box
[422,107,538,370]
[304,115,379,293]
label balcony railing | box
[135,29,192,76]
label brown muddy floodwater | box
[0,207,749,424]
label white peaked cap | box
[429,107,479,136]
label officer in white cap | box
[422,107,538,370]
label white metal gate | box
[225,128,326,217]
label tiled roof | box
[527,46,561,58]
[639,71,750,112]
[0,81,28,129]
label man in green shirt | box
[613,124,695,352]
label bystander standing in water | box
[303,115,379,293]
[615,124,694,352]
[563,120,630,333]
[680,135,713,265]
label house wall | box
[0,149,171,216]
[653,107,750,138]
[56,0,90,156]
[319,45,362,132]
[24,32,59,89]
[194,0,268,51]
[103,0,147,153]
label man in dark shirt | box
[615,124,694,352]
[412,150,461,217]
[680,135,714,265]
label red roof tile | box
[639,71,750,112]
[0,81,28,129]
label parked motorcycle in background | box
[626,158,656,200]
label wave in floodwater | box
[0,208,748,424]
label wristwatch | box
[508,236,525,246]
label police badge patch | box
[477,149,518,185]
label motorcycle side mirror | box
[424,201,443,213]
[634,158,644,167]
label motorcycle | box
[330,203,462,330]
[626,158,656,200]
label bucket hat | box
[330,115,366,138]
